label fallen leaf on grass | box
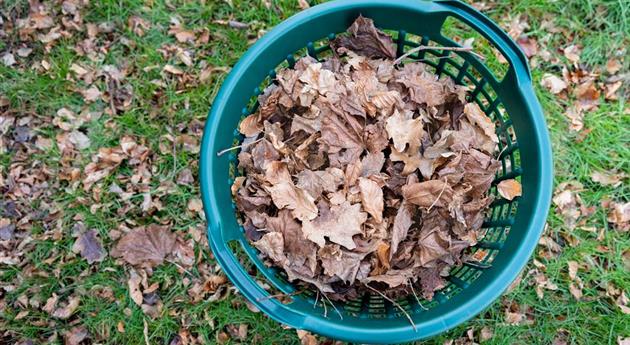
[64,326,89,345]
[176,168,194,185]
[574,80,600,111]
[497,179,522,200]
[51,296,81,319]
[68,130,90,150]
[297,0,310,10]
[111,224,177,267]
[82,86,102,102]
[591,171,626,187]
[606,59,622,74]
[480,326,493,341]
[225,324,248,341]
[552,182,584,230]
[0,218,15,241]
[505,310,524,325]
[296,330,319,345]
[606,201,630,231]
[569,282,583,300]
[2,53,16,67]
[564,106,584,132]
[563,45,581,64]
[72,229,106,264]
[128,269,144,306]
[516,36,538,58]
[540,73,568,94]
[617,292,630,314]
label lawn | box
[0,0,628,344]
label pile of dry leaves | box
[232,16,515,301]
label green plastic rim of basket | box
[200,0,553,343]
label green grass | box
[0,0,628,344]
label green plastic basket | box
[200,0,553,343]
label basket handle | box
[435,0,531,84]
[208,225,309,328]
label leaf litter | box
[231,16,511,302]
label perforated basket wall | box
[199,1,552,343]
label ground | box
[0,0,628,344]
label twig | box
[166,259,194,276]
[364,283,417,332]
[427,177,449,212]
[313,290,320,308]
[407,279,428,311]
[497,143,509,159]
[321,292,343,320]
[256,289,303,302]
[216,138,263,156]
[394,45,482,65]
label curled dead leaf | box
[497,179,522,200]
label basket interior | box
[225,22,522,320]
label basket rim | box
[199,0,553,343]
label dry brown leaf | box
[254,232,286,264]
[552,182,583,230]
[574,80,600,111]
[516,36,538,58]
[464,103,498,144]
[319,244,370,282]
[296,330,319,345]
[302,201,367,249]
[606,58,622,74]
[385,109,424,152]
[358,177,384,223]
[569,282,583,300]
[111,224,177,267]
[480,326,493,341]
[390,202,414,258]
[540,73,568,94]
[72,229,106,264]
[497,179,522,200]
[52,296,81,319]
[563,45,581,64]
[266,180,318,221]
[297,0,310,10]
[417,229,450,266]
[607,201,630,231]
[591,171,626,187]
[402,180,453,208]
[128,269,144,306]
[64,326,89,345]
[331,15,396,59]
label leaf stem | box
[393,45,482,65]
[364,283,417,332]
